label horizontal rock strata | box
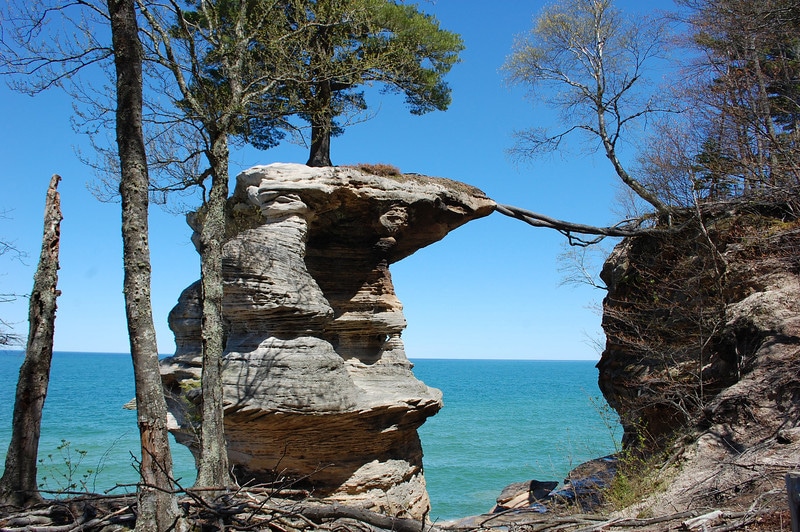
[161,163,495,518]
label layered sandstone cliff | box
[597,204,800,514]
[160,163,495,518]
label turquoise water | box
[414,359,620,520]
[0,352,619,520]
[0,352,197,495]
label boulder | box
[490,457,616,515]
[493,480,558,512]
[161,163,495,518]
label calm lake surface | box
[0,352,619,520]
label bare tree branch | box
[0,0,112,93]
[495,203,661,246]
[503,0,674,214]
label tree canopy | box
[634,0,800,208]
[246,0,464,167]
[680,0,800,191]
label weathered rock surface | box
[492,480,558,512]
[161,163,495,518]
[597,206,800,515]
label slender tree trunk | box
[587,30,668,214]
[749,42,784,185]
[195,132,232,489]
[307,80,334,167]
[596,107,670,214]
[108,1,183,529]
[0,174,62,508]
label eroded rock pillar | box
[161,163,496,517]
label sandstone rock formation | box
[161,163,495,518]
[597,205,800,515]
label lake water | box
[0,352,620,520]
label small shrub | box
[38,440,100,496]
[605,464,644,509]
[350,163,402,177]
[177,378,203,424]
[601,430,671,511]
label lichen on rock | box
[161,163,495,518]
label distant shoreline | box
[0,349,601,362]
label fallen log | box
[290,502,429,532]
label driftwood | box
[0,495,136,532]
[0,488,789,532]
[0,492,424,532]
[291,502,428,532]
[683,509,724,530]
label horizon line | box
[0,348,600,362]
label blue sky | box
[0,0,678,359]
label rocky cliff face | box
[597,205,800,514]
[161,163,495,518]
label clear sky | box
[0,0,678,360]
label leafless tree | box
[0,221,24,347]
[0,1,183,526]
[503,0,674,214]
[108,0,185,528]
[0,175,61,508]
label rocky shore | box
[597,201,800,519]
[446,198,800,531]
[158,166,798,528]
[6,169,798,531]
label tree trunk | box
[0,174,62,508]
[195,132,232,489]
[108,1,183,529]
[748,41,785,185]
[787,473,800,532]
[306,81,334,167]
[597,107,670,214]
